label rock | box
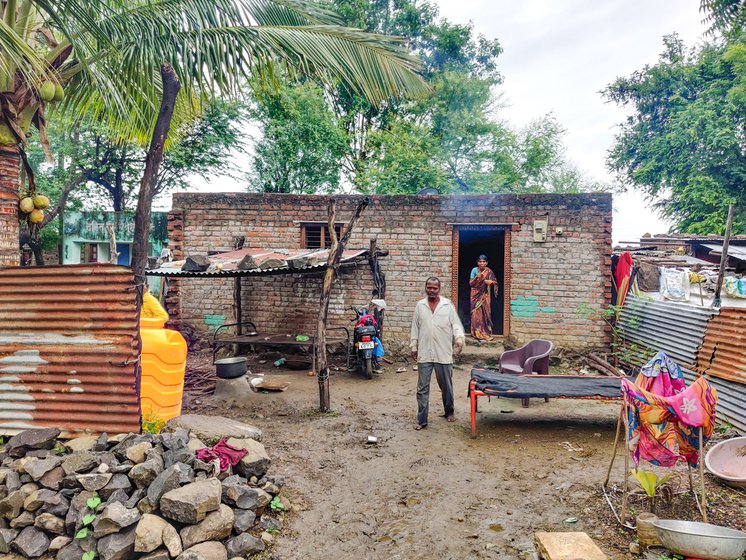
[160,479,221,524]
[24,456,64,481]
[104,488,129,506]
[109,434,137,461]
[534,531,607,560]
[0,491,25,520]
[61,451,97,475]
[164,446,194,469]
[97,526,136,560]
[187,437,207,453]
[160,429,190,450]
[94,433,109,452]
[260,531,274,545]
[140,548,171,560]
[225,533,264,557]
[137,496,158,514]
[18,482,39,498]
[64,490,94,534]
[38,492,69,517]
[5,471,21,492]
[64,436,98,453]
[99,473,132,500]
[10,526,50,558]
[233,509,256,533]
[123,488,145,509]
[56,540,86,560]
[180,504,234,549]
[125,442,153,464]
[176,551,206,560]
[182,255,211,272]
[39,466,65,490]
[256,515,281,533]
[253,488,272,513]
[226,438,270,478]
[0,528,19,553]
[224,485,260,511]
[6,429,60,457]
[147,462,194,505]
[134,513,168,553]
[9,511,34,528]
[23,488,57,511]
[129,457,164,488]
[48,535,71,553]
[163,521,183,557]
[164,415,262,445]
[34,513,65,535]
[93,502,141,538]
[187,541,228,560]
[76,472,112,492]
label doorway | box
[453,227,508,337]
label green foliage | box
[75,494,100,559]
[700,0,746,34]
[631,469,672,513]
[142,410,166,435]
[605,33,746,234]
[250,83,348,193]
[252,0,603,195]
[270,496,285,512]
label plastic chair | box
[498,339,553,407]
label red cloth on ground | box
[195,438,248,472]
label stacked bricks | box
[167,193,613,351]
[0,146,21,266]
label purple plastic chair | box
[499,339,554,407]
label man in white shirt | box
[410,277,465,430]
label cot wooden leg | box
[521,398,529,408]
[471,391,478,438]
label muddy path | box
[186,355,635,560]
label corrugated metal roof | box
[147,248,369,278]
[618,295,715,369]
[697,307,746,385]
[0,265,140,437]
[619,295,745,434]
[700,242,746,261]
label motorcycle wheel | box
[363,357,373,379]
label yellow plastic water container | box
[139,317,187,423]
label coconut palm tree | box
[0,0,428,265]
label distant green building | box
[62,211,168,265]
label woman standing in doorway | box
[469,254,498,340]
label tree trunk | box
[0,144,21,266]
[131,64,181,312]
[316,197,370,411]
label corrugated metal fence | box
[0,265,140,437]
[619,294,746,434]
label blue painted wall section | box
[511,296,557,318]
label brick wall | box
[0,146,21,266]
[167,193,612,351]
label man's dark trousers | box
[416,362,454,426]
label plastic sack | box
[660,268,690,302]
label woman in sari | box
[469,255,498,340]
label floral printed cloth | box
[622,352,717,467]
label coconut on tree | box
[0,0,428,266]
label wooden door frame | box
[451,224,515,338]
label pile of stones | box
[0,415,285,560]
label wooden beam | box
[316,197,369,411]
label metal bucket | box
[215,357,247,379]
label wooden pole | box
[233,277,242,336]
[316,197,370,411]
[621,403,630,524]
[713,204,734,308]
[699,428,708,522]
[604,405,625,487]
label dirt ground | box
[184,349,746,560]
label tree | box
[0,0,428,266]
[700,0,745,34]
[251,0,602,195]
[250,83,348,193]
[605,33,746,234]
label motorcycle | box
[350,303,384,379]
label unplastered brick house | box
[164,193,612,351]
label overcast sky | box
[182,0,709,243]
[435,0,708,242]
